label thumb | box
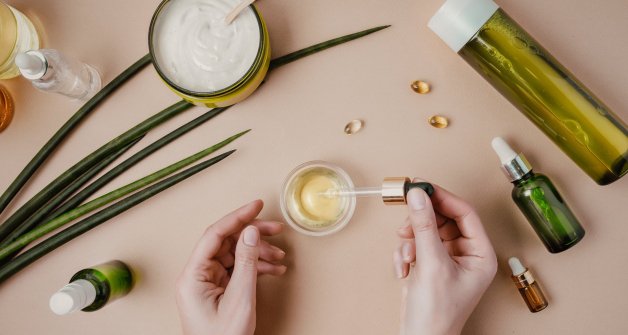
[406,188,446,264]
[224,226,260,303]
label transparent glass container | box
[281,161,356,237]
[0,2,39,79]
[18,49,101,101]
[430,0,628,185]
[512,172,585,253]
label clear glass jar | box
[0,2,39,79]
[281,161,356,237]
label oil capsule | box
[428,115,449,128]
[411,80,431,94]
[344,119,364,135]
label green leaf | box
[0,54,153,215]
[0,150,236,284]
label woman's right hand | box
[394,182,497,335]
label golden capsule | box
[411,80,431,94]
[428,115,449,129]
[344,119,364,135]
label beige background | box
[1,0,627,334]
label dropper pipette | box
[320,177,434,205]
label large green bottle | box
[49,260,134,315]
[492,137,585,253]
[429,0,628,185]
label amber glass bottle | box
[0,85,14,132]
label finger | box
[251,220,284,236]
[396,213,449,239]
[396,225,413,239]
[214,237,235,268]
[438,219,462,241]
[393,249,405,279]
[443,238,484,258]
[428,185,487,240]
[218,239,285,269]
[257,261,288,276]
[187,200,264,269]
[258,240,286,262]
[401,240,416,264]
[406,188,448,264]
[223,226,260,303]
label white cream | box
[152,0,261,92]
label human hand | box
[176,200,287,335]
[394,183,497,335]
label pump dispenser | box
[50,260,133,315]
[50,279,98,315]
[16,49,101,101]
[492,137,585,253]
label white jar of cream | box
[149,0,270,107]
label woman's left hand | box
[176,200,287,335]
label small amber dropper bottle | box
[0,84,14,132]
[509,257,548,313]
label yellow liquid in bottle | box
[0,3,40,79]
[285,167,347,230]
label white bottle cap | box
[428,0,499,52]
[15,51,47,80]
[49,279,97,315]
[491,137,517,165]
[508,257,527,276]
[491,137,533,182]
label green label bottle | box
[429,0,628,185]
[49,260,134,315]
[492,137,585,253]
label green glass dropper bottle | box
[492,137,585,253]
[49,260,134,315]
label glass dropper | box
[320,177,434,205]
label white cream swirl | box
[152,0,261,92]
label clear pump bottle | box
[49,260,133,315]
[429,0,628,185]
[16,49,101,101]
[492,137,585,253]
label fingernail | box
[402,243,412,262]
[272,245,286,257]
[408,189,426,211]
[243,226,259,246]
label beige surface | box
[0,0,627,334]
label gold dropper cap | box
[381,178,435,205]
[382,177,411,205]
